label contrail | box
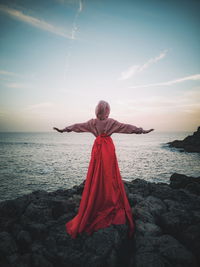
[63,0,83,84]
[0,4,72,39]
[79,0,83,13]
[129,74,200,89]
[71,0,83,39]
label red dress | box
[65,133,135,239]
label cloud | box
[27,102,54,109]
[0,4,72,39]
[129,74,200,88]
[56,0,79,4]
[0,70,20,77]
[79,0,83,13]
[5,82,31,89]
[119,49,168,80]
[55,0,83,12]
[116,88,200,116]
[24,102,55,113]
[71,0,83,39]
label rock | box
[27,223,48,240]
[128,193,144,205]
[31,253,53,267]
[16,230,32,253]
[170,173,200,195]
[0,231,18,257]
[133,252,170,267]
[167,126,200,152]
[135,220,162,237]
[157,235,197,267]
[170,173,193,189]
[0,173,200,267]
[139,196,167,217]
[133,205,156,224]
[20,253,32,267]
[180,223,200,263]
[158,210,193,238]
[185,182,200,195]
[133,235,198,267]
[6,253,22,267]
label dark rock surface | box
[167,126,200,152]
[0,173,200,267]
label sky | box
[0,0,200,132]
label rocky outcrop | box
[0,173,200,267]
[167,126,200,152]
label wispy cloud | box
[0,4,72,39]
[5,82,31,89]
[25,102,54,111]
[56,0,80,4]
[129,74,200,88]
[0,70,20,77]
[115,88,200,115]
[64,0,83,78]
[119,49,168,80]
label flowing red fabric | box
[65,133,135,239]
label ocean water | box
[0,131,199,202]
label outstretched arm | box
[53,120,92,133]
[111,120,154,134]
[143,129,154,134]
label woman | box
[53,100,154,239]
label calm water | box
[0,131,200,202]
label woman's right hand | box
[53,127,63,133]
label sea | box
[0,131,200,202]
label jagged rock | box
[170,173,200,195]
[167,126,200,152]
[0,173,200,267]
[132,235,197,267]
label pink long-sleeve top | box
[62,118,144,137]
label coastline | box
[0,173,200,267]
[1,130,200,203]
[167,126,200,153]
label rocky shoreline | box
[1,173,200,267]
[167,126,200,153]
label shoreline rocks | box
[167,126,200,152]
[0,173,200,267]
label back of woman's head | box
[95,100,110,120]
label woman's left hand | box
[143,129,154,134]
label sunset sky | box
[0,0,200,132]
